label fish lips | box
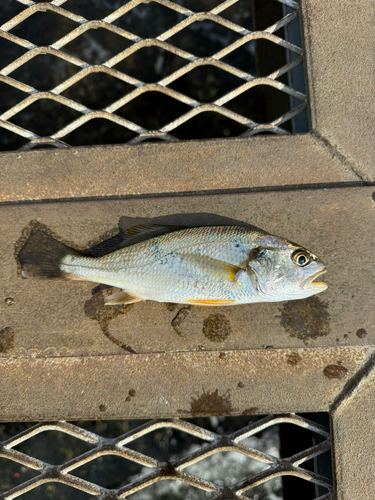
[302,267,328,292]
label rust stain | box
[0,327,14,353]
[287,353,301,366]
[324,364,349,379]
[280,296,330,342]
[356,328,367,339]
[191,389,232,417]
[84,286,136,354]
[203,314,232,343]
[171,306,191,337]
[242,407,258,416]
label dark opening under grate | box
[0,0,308,151]
[0,413,332,499]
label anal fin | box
[105,290,143,306]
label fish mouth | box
[303,268,328,291]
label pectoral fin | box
[180,254,242,282]
[105,290,143,306]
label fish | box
[19,224,327,306]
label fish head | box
[246,235,327,301]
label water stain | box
[191,389,232,417]
[0,327,14,353]
[84,286,136,353]
[324,364,349,379]
[203,314,232,343]
[171,306,191,338]
[280,296,330,342]
[287,352,301,366]
[356,328,367,339]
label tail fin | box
[18,230,79,279]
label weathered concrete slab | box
[302,0,375,179]
[332,353,375,499]
[0,346,373,421]
[0,187,374,361]
[0,134,360,203]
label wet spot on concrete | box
[287,353,301,366]
[84,286,136,354]
[165,302,177,312]
[0,327,14,353]
[324,364,349,379]
[171,306,191,338]
[280,296,330,342]
[356,328,367,339]
[203,314,232,342]
[191,389,232,417]
[242,408,258,415]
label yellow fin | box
[180,254,242,282]
[187,299,234,306]
[105,290,143,306]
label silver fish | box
[21,224,327,306]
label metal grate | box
[0,0,307,151]
[0,414,332,499]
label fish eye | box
[292,250,311,267]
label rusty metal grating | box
[0,414,332,499]
[0,0,307,151]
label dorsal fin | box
[84,224,185,257]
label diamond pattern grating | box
[0,414,332,499]
[0,0,307,151]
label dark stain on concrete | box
[191,389,232,417]
[84,286,136,354]
[280,296,330,342]
[0,327,14,353]
[238,382,244,388]
[171,306,191,337]
[242,407,258,416]
[287,352,301,366]
[324,364,349,379]
[99,404,106,412]
[128,389,136,397]
[203,314,232,342]
[356,328,367,339]
[165,302,177,312]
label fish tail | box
[18,229,80,279]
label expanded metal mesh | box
[0,414,332,499]
[0,0,306,151]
